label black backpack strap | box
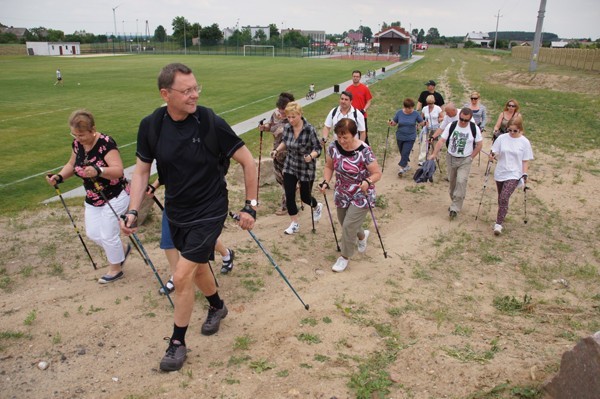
[331,106,338,119]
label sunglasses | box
[507,104,516,108]
[459,117,470,123]
[507,129,519,133]
[470,97,479,100]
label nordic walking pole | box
[230,212,309,310]
[320,182,340,252]
[522,175,529,224]
[382,125,390,173]
[475,157,493,221]
[92,179,174,308]
[257,119,266,202]
[47,175,97,270]
[367,200,388,259]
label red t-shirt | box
[345,83,373,118]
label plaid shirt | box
[282,117,321,181]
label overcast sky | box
[2,0,598,40]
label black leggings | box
[283,173,317,216]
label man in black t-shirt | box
[121,63,257,372]
[417,80,445,111]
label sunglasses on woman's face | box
[507,104,516,108]
[507,129,519,133]
[470,97,478,100]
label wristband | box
[240,204,257,220]
[92,164,102,177]
[55,174,64,184]
[147,184,156,193]
[319,180,330,189]
[364,178,373,186]
[125,209,138,218]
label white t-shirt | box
[422,104,443,131]
[324,105,366,132]
[491,134,534,181]
[441,122,482,157]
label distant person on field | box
[345,70,373,145]
[417,80,444,111]
[46,109,131,284]
[428,108,483,220]
[54,68,63,86]
[489,115,533,236]
[309,83,315,94]
[322,91,366,142]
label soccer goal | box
[243,45,275,57]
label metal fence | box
[512,46,600,71]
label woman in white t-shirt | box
[418,94,443,164]
[489,115,533,235]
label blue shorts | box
[159,211,175,250]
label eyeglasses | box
[507,104,516,108]
[169,85,202,96]
[507,129,519,133]
[470,97,479,100]
[459,117,470,123]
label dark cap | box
[425,80,436,86]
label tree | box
[154,25,167,42]
[391,21,401,27]
[425,27,440,42]
[46,29,65,42]
[201,23,223,45]
[284,30,309,48]
[269,23,278,38]
[360,26,373,42]
[171,16,191,46]
[418,29,425,43]
[254,29,267,43]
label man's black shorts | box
[170,217,225,264]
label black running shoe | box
[159,339,187,371]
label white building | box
[26,42,81,56]
[465,32,491,47]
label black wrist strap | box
[240,205,256,220]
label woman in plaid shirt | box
[270,102,323,235]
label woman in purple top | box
[319,119,382,273]
[388,98,424,176]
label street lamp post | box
[112,4,120,54]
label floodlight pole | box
[529,0,547,73]
[112,4,120,54]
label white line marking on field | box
[0,107,73,123]
[219,95,278,115]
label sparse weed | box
[297,333,321,344]
[233,335,253,350]
[24,309,37,325]
[249,359,275,373]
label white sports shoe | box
[493,223,503,236]
[312,203,323,222]
[332,257,349,272]
[284,221,300,235]
[357,230,370,253]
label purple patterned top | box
[327,141,376,209]
[72,133,128,206]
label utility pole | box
[183,23,187,55]
[493,9,502,52]
[529,0,547,72]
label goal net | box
[243,45,275,57]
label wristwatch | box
[245,199,258,207]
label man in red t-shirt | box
[345,70,373,145]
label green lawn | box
[0,54,384,214]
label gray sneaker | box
[201,303,228,336]
[159,339,187,371]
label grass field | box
[0,54,385,213]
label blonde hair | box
[426,95,435,104]
[470,91,480,99]
[69,109,95,132]
[284,101,303,117]
[507,115,524,133]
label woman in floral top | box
[46,109,131,284]
[319,119,382,272]
[271,101,322,235]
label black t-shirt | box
[418,91,445,107]
[137,107,244,226]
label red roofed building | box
[374,26,412,59]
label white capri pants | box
[84,189,130,265]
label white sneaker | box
[312,203,323,222]
[403,165,412,172]
[284,221,300,235]
[332,257,349,272]
[493,223,503,236]
[357,230,370,253]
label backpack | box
[331,106,358,121]
[146,105,229,184]
[446,120,477,149]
